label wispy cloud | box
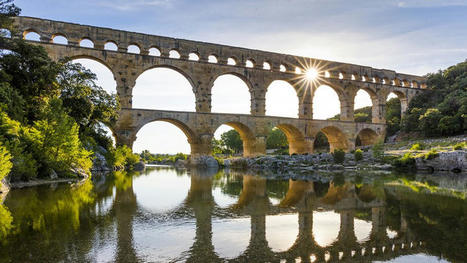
[96,0,174,11]
[397,0,467,8]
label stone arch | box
[385,90,408,115]
[265,80,299,118]
[352,87,378,123]
[68,55,117,80]
[356,128,379,147]
[133,118,198,154]
[51,33,68,45]
[213,121,258,157]
[79,37,94,48]
[104,40,118,51]
[132,65,196,111]
[312,84,344,120]
[274,123,312,154]
[127,43,141,54]
[210,72,253,114]
[23,29,41,41]
[316,126,349,152]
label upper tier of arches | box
[12,16,426,89]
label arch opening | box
[133,119,194,154]
[71,58,117,95]
[263,62,271,70]
[52,34,68,45]
[23,31,40,41]
[213,122,256,157]
[356,128,379,147]
[0,28,11,38]
[266,80,299,118]
[211,74,251,114]
[188,52,199,61]
[127,44,140,54]
[385,92,403,137]
[245,59,254,68]
[208,55,218,63]
[79,38,94,48]
[148,47,161,56]
[104,41,118,51]
[227,57,236,65]
[313,85,341,120]
[133,67,195,111]
[169,49,180,59]
[268,124,310,155]
[279,64,286,72]
[317,126,349,152]
[353,89,374,123]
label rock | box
[415,151,467,173]
[223,159,231,168]
[174,159,187,168]
[134,161,146,171]
[92,151,111,172]
[49,169,58,180]
[189,155,219,169]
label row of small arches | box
[15,28,424,89]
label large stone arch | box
[209,72,254,114]
[273,123,313,154]
[355,128,380,147]
[315,126,350,152]
[132,65,197,111]
[264,80,300,118]
[212,120,259,157]
[384,89,409,114]
[350,85,379,123]
[311,83,349,120]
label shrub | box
[332,149,345,164]
[424,149,439,160]
[453,142,465,150]
[372,139,385,161]
[0,144,12,185]
[107,145,140,170]
[393,153,416,171]
[410,143,425,151]
[354,149,363,162]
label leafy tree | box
[0,142,12,184]
[385,98,401,136]
[221,129,243,154]
[418,108,442,137]
[313,131,330,152]
[332,149,345,164]
[266,128,288,149]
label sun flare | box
[305,68,319,80]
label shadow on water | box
[0,167,465,262]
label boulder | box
[92,151,111,172]
[189,155,219,169]
[174,159,187,168]
[415,151,467,173]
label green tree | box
[0,143,12,184]
[221,129,243,154]
[266,128,288,149]
[419,108,442,137]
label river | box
[0,166,465,262]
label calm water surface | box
[0,166,465,263]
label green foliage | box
[220,129,243,154]
[372,139,384,161]
[107,145,140,170]
[266,127,288,149]
[393,153,416,171]
[385,98,402,136]
[424,149,439,160]
[0,204,13,241]
[354,149,363,162]
[0,143,12,184]
[313,131,330,151]
[332,149,345,164]
[453,142,465,150]
[401,60,467,137]
[410,143,425,151]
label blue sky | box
[16,0,467,153]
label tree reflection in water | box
[0,167,464,263]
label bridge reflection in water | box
[112,168,425,263]
[4,167,462,263]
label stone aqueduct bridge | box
[12,16,427,156]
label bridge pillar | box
[114,128,137,148]
[289,137,314,154]
[298,94,313,119]
[190,134,213,157]
[244,136,267,157]
[250,89,266,116]
[339,98,354,121]
[372,96,387,124]
[194,83,212,113]
[115,75,136,109]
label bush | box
[354,149,363,162]
[453,142,465,150]
[107,145,140,170]
[0,143,12,185]
[424,149,439,160]
[372,139,384,161]
[393,153,416,171]
[332,149,345,164]
[410,143,425,151]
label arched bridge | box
[11,16,427,156]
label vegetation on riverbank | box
[0,1,139,184]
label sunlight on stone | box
[266,214,299,252]
[133,122,191,154]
